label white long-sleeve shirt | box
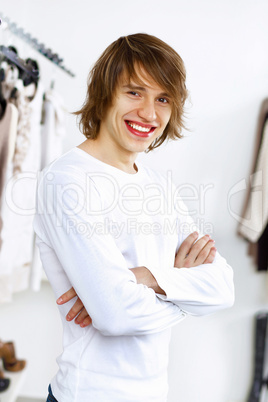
[33,147,234,402]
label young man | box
[34,33,234,402]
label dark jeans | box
[46,384,58,402]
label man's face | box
[99,68,172,156]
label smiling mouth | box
[125,121,156,137]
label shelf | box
[0,368,27,402]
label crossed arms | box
[58,232,228,328]
[34,169,235,336]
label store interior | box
[0,1,268,401]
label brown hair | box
[74,33,188,152]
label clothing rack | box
[0,45,39,80]
[0,13,75,78]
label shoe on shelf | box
[0,340,26,372]
[0,369,10,392]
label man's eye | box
[158,97,168,103]
[129,91,139,96]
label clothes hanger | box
[0,46,40,102]
[23,58,39,88]
[4,46,39,88]
[0,45,39,82]
[0,13,75,77]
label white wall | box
[1,0,268,401]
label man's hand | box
[56,267,166,328]
[174,232,216,268]
[129,266,166,295]
[56,288,92,328]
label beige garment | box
[238,119,268,242]
[0,81,43,303]
[0,103,18,249]
[239,99,268,222]
[2,69,32,174]
[9,82,32,174]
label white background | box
[0,0,268,401]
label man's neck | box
[77,138,138,174]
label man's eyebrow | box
[122,84,170,98]
[122,84,147,92]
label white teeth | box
[127,122,151,133]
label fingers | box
[66,299,92,327]
[80,316,92,328]
[56,287,77,305]
[74,308,88,324]
[66,298,85,321]
[203,247,217,264]
[56,287,92,328]
[75,309,92,328]
[174,232,216,269]
[194,239,215,266]
[186,235,211,265]
[174,231,199,268]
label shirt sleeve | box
[33,168,186,336]
[146,197,235,316]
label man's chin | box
[132,144,151,154]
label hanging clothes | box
[30,88,66,291]
[0,74,43,302]
[0,103,18,249]
[0,35,71,300]
[41,89,66,168]
[238,99,268,271]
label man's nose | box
[137,99,157,121]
